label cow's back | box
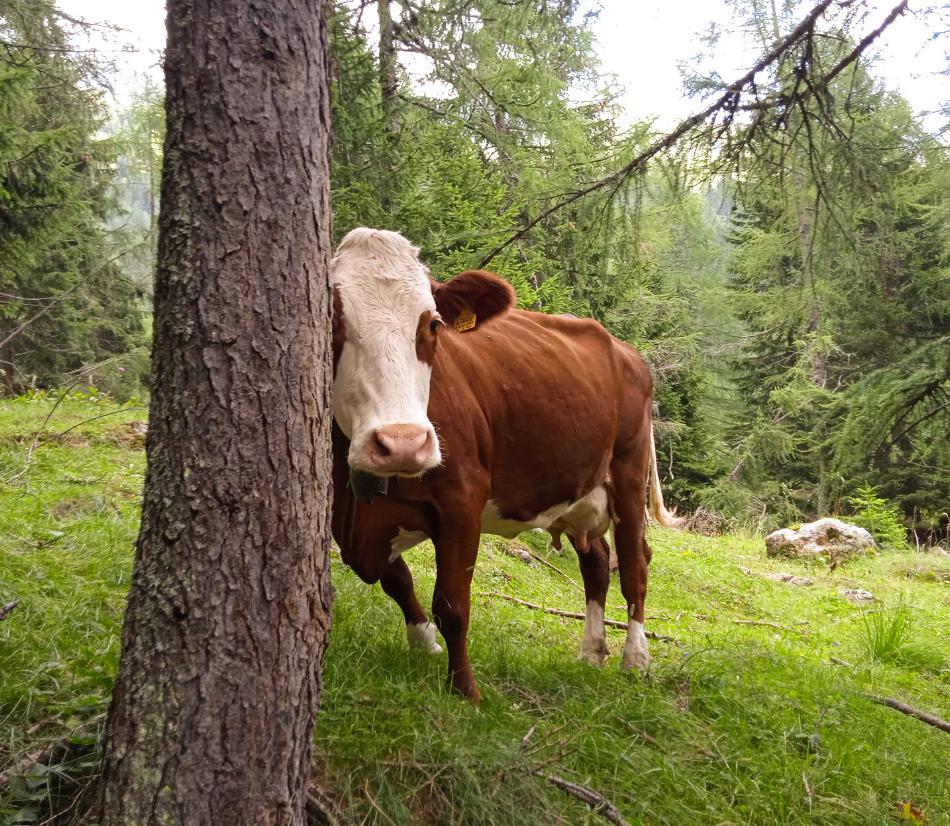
[429,310,653,519]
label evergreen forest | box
[2,0,948,541]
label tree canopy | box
[0,0,146,397]
[2,0,947,540]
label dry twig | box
[730,618,807,631]
[524,550,574,582]
[480,591,679,643]
[538,772,630,826]
[868,696,950,734]
[54,406,144,439]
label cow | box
[330,227,682,701]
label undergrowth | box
[1,398,948,825]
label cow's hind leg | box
[610,455,653,673]
[572,535,610,665]
[380,557,442,654]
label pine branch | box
[476,0,910,268]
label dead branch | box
[0,284,80,351]
[0,599,18,621]
[1,355,137,486]
[730,618,807,631]
[868,696,950,734]
[538,772,631,826]
[525,549,575,581]
[361,781,397,826]
[480,591,679,643]
[0,245,139,352]
[818,1,909,91]
[54,406,144,439]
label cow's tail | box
[647,423,686,529]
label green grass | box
[1,397,948,825]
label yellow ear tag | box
[454,309,477,333]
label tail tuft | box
[648,424,686,529]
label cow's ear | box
[431,269,516,329]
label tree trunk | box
[377,0,399,209]
[98,1,334,824]
[377,0,399,137]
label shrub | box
[847,484,910,552]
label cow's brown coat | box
[332,274,668,701]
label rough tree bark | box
[377,0,399,209]
[377,0,399,138]
[98,1,333,824]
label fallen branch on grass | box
[480,592,679,643]
[525,550,575,582]
[54,406,144,439]
[730,618,806,632]
[0,599,18,621]
[868,696,950,734]
[538,772,630,826]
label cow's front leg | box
[431,522,481,701]
[380,557,442,654]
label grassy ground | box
[1,396,948,825]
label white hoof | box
[579,641,607,666]
[406,622,443,654]
[579,600,607,665]
[621,620,650,673]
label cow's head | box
[330,228,515,477]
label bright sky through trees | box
[63,0,949,130]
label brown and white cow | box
[330,227,682,701]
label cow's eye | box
[429,316,443,333]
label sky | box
[61,0,949,130]
[592,1,949,129]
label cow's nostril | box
[372,432,392,458]
[371,426,431,471]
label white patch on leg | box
[621,618,650,673]
[406,621,442,654]
[389,528,428,563]
[579,600,607,665]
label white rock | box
[765,518,876,563]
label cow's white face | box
[330,228,516,478]
[331,228,440,476]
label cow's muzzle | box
[364,424,436,476]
